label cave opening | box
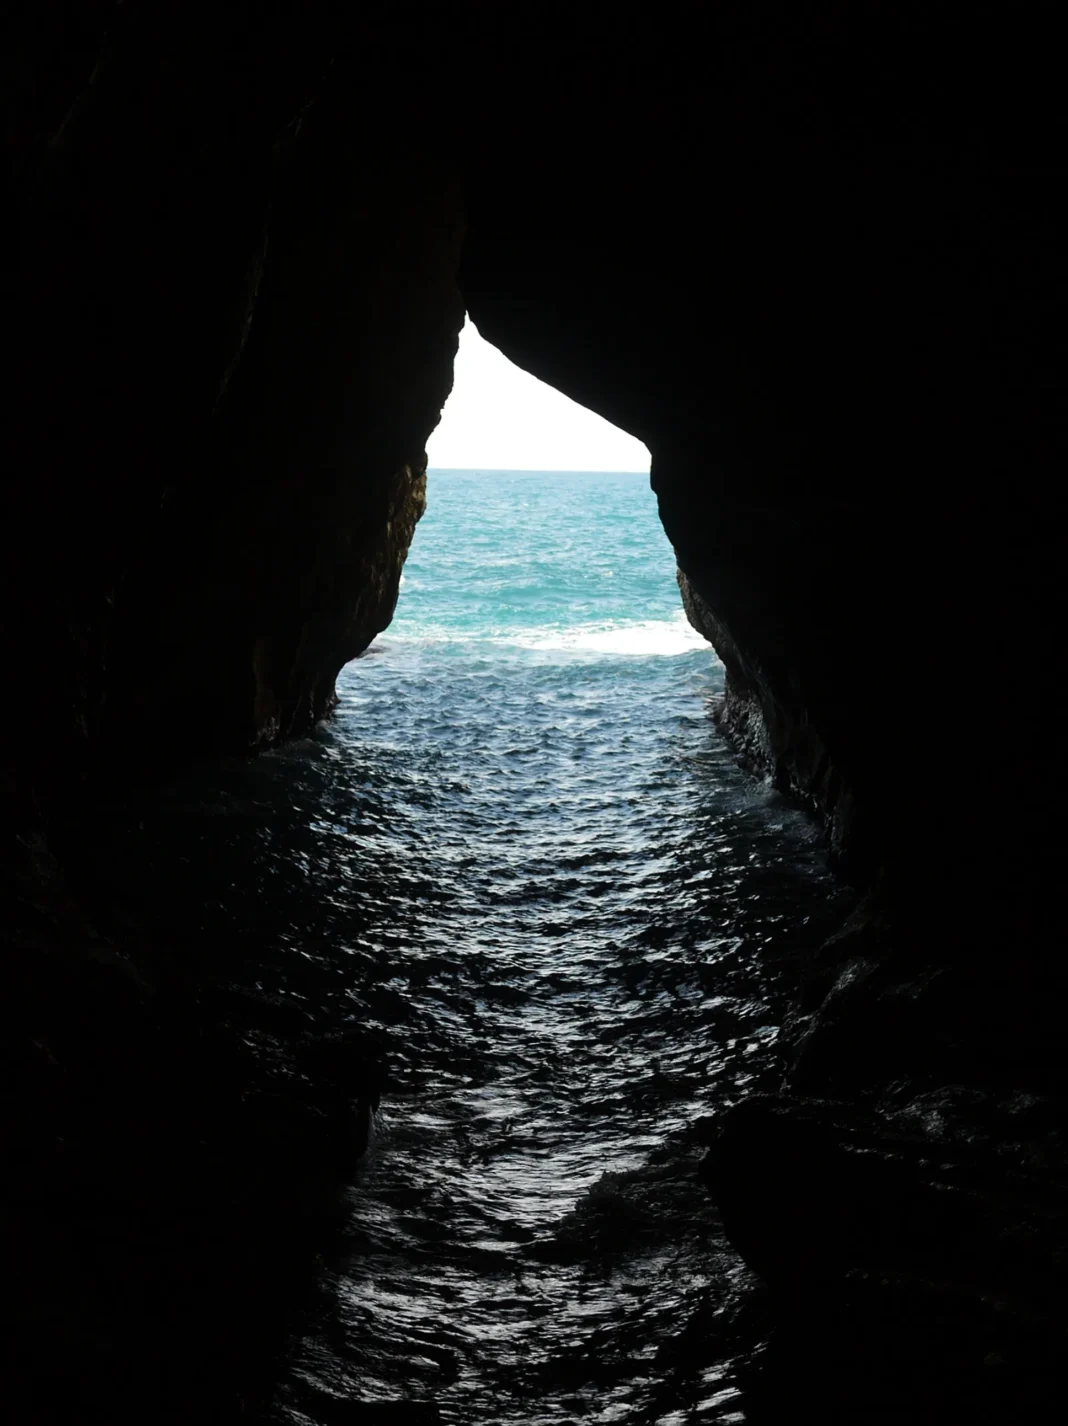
[18,317,847,1423]
[120,326,843,1419]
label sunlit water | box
[99,472,843,1421]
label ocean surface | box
[93,471,843,1421]
[269,470,839,1422]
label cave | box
[2,4,1065,1422]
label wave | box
[505,615,708,657]
[380,613,709,659]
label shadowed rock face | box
[2,3,1066,1421]
[4,4,1063,868]
[5,24,463,773]
[677,568,857,872]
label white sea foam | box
[505,613,708,657]
[376,614,710,659]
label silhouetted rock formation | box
[679,568,858,871]
[2,4,1065,1421]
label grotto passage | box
[4,5,1066,1423]
[62,471,845,1422]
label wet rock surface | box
[2,848,386,1422]
[678,570,860,877]
[704,1087,1068,1422]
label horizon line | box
[425,466,651,475]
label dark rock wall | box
[457,4,1066,937]
[100,103,460,758]
[677,568,857,870]
[6,5,1063,895]
[3,3,464,800]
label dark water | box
[90,473,842,1421]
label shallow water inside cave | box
[87,473,844,1422]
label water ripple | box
[95,474,846,1421]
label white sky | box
[425,319,650,472]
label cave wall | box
[5,5,1063,899]
[3,2,464,805]
[3,0,1064,1107]
[456,3,1066,936]
[676,568,857,869]
[101,105,462,759]
[3,0,1063,1092]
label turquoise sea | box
[389,469,708,658]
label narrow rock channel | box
[72,472,843,1421]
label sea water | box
[80,469,842,1420]
[242,469,841,1422]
